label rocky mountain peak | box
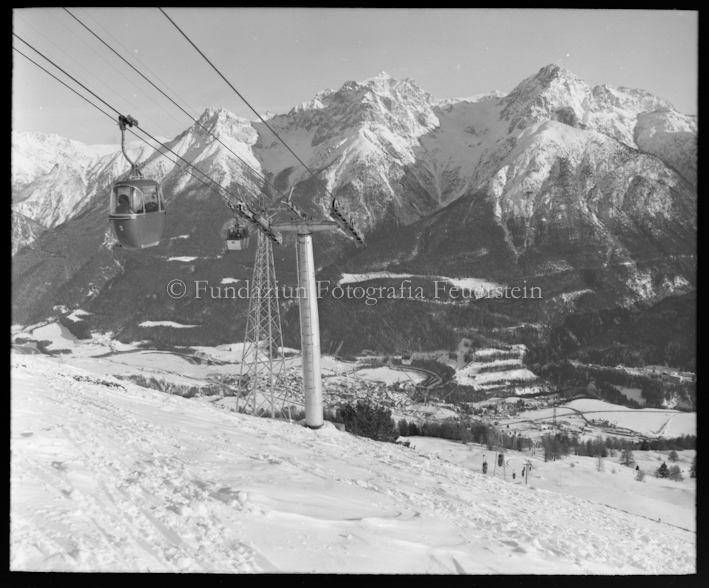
[195,107,244,128]
[534,63,577,84]
[362,71,398,92]
[289,98,328,115]
[185,108,258,145]
[500,64,593,134]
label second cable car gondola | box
[109,115,166,250]
[226,220,250,251]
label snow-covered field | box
[139,321,199,329]
[65,309,91,322]
[515,399,696,439]
[614,386,646,406]
[63,350,243,389]
[399,437,696,532]
[475,345,526,357]
[26,323,80,351]
[338,272,502,293]
[455,348,536,390]
[188,343,299,365]
[565,399,696,438]
[351,366,426,385]
[11,354,695,573]
[339,272,416,284]
[405,404,458,420]
[457,367,537,388]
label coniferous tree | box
[592,436,608,458]
[690,456,696,478]
[338,400,398,443]
[668,450,679,463]
[458,422,473,445]
[486,425,498,451]
[397,419,410,437]
[620,449,635,467]
[656,461,670,478]
[668,465,684,482]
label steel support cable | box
[13,40,258,218]
[77,7,199,118]
[63,7,278,212]
[160,1,453,407]
[14,13,146,121]
[121,123,268,216]
[157,9,368,247]
[13,46,115,121]
[275,187,440,388]
[40,8,188,136]
[158,7,338,201]
[14,34,229,201]
[15,46,237,206]
[14,32,123,118]
[274,188,447,395]
[19,24,442,412]
[15,28,273,221]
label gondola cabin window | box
[132,188,145,214]
[142,185,160,213]
[112,185,135,214]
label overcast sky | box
[12,8,697,145]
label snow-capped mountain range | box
[11,65,696,342]
[12,65,696,234]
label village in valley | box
[12,319,696,451]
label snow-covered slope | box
[12,132,126,229]
[11,354,695,573]
[634,109,697,187]
[12,210,47,256]
[400,436,696,532]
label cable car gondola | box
[226,219,250,251]
[109,115,166,250]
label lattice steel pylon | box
[237,229,290,419]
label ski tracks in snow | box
[11,360,268,572]
[11,355,696,573]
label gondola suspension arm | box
[118,114,143,179]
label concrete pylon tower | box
[269,190,365,428]
[238,230,290,419]
[295,232,324,428]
